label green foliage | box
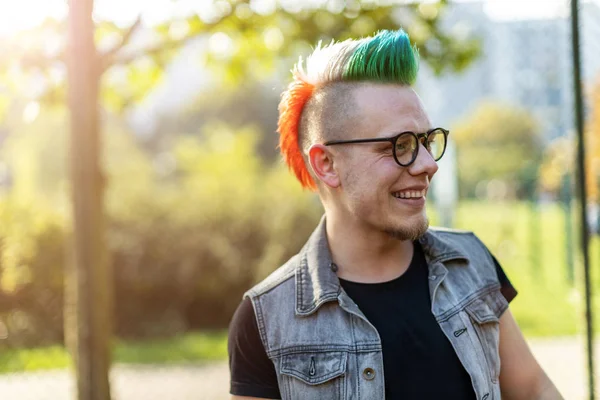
[430,201,600,337]
[540,76,600,200]
[153,82,283,162]
[0,201,66,346]
[108,123,323,336]
[0,345,71,373]
[0,330,228,373]
[1,109,69,205]
[539,137,573,197]
[161,0,481,81]
[451,102,543,199]
[0,114,322,344]
[0,1,481,114]
[114,330,227,365]
[585,77,600,201]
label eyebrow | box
[380,130,416,139]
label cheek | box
[342,156,399,193]
[373,159,404,186]
[341,170,372,206]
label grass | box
[2,200,600,374]
[0,345,72,374]
[430,200,600,337]
[0,330,227,374]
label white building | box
[417,1,600,142]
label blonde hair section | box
[293,38,365,87]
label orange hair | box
[277,77,317,191]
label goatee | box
[384,218,429,241]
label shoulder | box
[427,226,476,240]
[426,227,491,257]
[244,253,300,299]
[241,254,304,354]
[425,227,496,277]
[229,297,256,335]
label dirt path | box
[0,337,598,399]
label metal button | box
[330,262,338,272]
[429,275,437,281]
[419,236,428,245]
[362,367,375,380]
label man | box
[228,29,562,399]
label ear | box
[307,144,341,189]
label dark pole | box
[570,0,595,398]
[561,174,575,285]
[65,0,112,399]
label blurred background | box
[0,0,599,399]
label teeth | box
[393,189,426,199]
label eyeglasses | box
[323,127,449,167]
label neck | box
[325,211,415,284]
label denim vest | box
[245,218,507,400]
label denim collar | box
[295,216,468,316]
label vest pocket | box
[465,298,501,383]
[280,351,347,399]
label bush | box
[0,120,322,346]
[0,201,66,347]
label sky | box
[0,0,598,37]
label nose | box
[408,142,438,178]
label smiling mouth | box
[392,189,427,199]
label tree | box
[452,101,542,199]
[585,77,600,202]
[539,136,574,197]
[0,1,481,113]
[540,76,600,201]
[64,1,112,399]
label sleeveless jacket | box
[244,217,507,400]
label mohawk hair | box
[277,29,420,191]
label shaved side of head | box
[299,82,358,155]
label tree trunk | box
[65,0,112,399]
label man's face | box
[331,84,439,240]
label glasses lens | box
[427,129,447,161]
[395,133,418,165]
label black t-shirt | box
[228,242,517,399]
